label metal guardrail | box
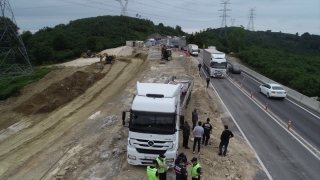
[226,57,320,113]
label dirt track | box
[0,46,260,180]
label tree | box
[52,33,68,51]
[86,37,96,51]
[228,26,246,53]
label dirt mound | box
[13,71,105,115]
[129,52,148,60]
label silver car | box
[259,83,286,99]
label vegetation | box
[0,68,52,100]
[21,15,186,65]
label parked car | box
[228,64,241,74]
[259,83,286,99]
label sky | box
[5,0,320,36]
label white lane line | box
[227,76,320,160]
[241,72,320,120]
[194,57,273,180]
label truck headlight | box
[128,154,136,160]
[166,158,174,163]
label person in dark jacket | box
[202,118,212,146]
[206,77,210,88]
[182,121,191,149]
[198,63,202,71]
[192,108,198,129]
[174,158,188,180]
[218,125,234,156]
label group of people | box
[181,108,234,156]
[147,153,202,180]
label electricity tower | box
[247,7,256,31]
[116,0,129,16]
[230,18,235,26]
[219,0,231,38]
[0,0,33,86]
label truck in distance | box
[202,48,227,78]
[188,44,199,56]
[122,76,193,168]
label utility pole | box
[247,7,256,31]
[219,0,231,38]
[116,0,129,16]
[231,18,235,26]
[0,0,33,86]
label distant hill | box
[20,15,186,65]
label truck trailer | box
[188,44,199,56]
[203,49,227,78]
[122,76,193,168]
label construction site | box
[0,46,260,180]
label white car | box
[259,83,286,99]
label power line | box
[219,0,231,38]
[247,7,256,31]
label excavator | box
[99,53,116,64]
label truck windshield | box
[129,111,175,134]
[211,62,227,69]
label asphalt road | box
[194,51,320,180]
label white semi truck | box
[122,76,193,168]
[203,48,227,78]
[188,44,199,56]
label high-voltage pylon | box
[231,18,235,26]
[219,0,231,38]
[0,0,33,86]
[247,7,256,31]
[116,0,129,16]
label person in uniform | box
[147,160,159,180]
[202,118,213,146]
[174,158,188,180]
[156,153,167,180]
[190,157,202,180]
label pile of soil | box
[13,71,105,115]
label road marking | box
[227,76,320,160]
[194,57,273,180]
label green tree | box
[228,26,246,53]
[86,36,96,51]
[52,33,68,51]
[31,43,53,65]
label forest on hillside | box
[19,15,185,65]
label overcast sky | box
[6,0,320,36]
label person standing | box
[174,158,188,180]
[206,77,210,88]
[190,157,202,180]
[198,63,202,71]
[147,160,159,180]
[182,121,191,149]
[192,108,198,129]
[175,152,187,165]
[218,125,234,157]
[202,118,212,146]
[156,153,167,180]
[193,121,204,154]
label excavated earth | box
[0,46,261,180]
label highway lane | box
[195,52,320,179]
[227,63,320,152]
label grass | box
[0,67,53,100]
